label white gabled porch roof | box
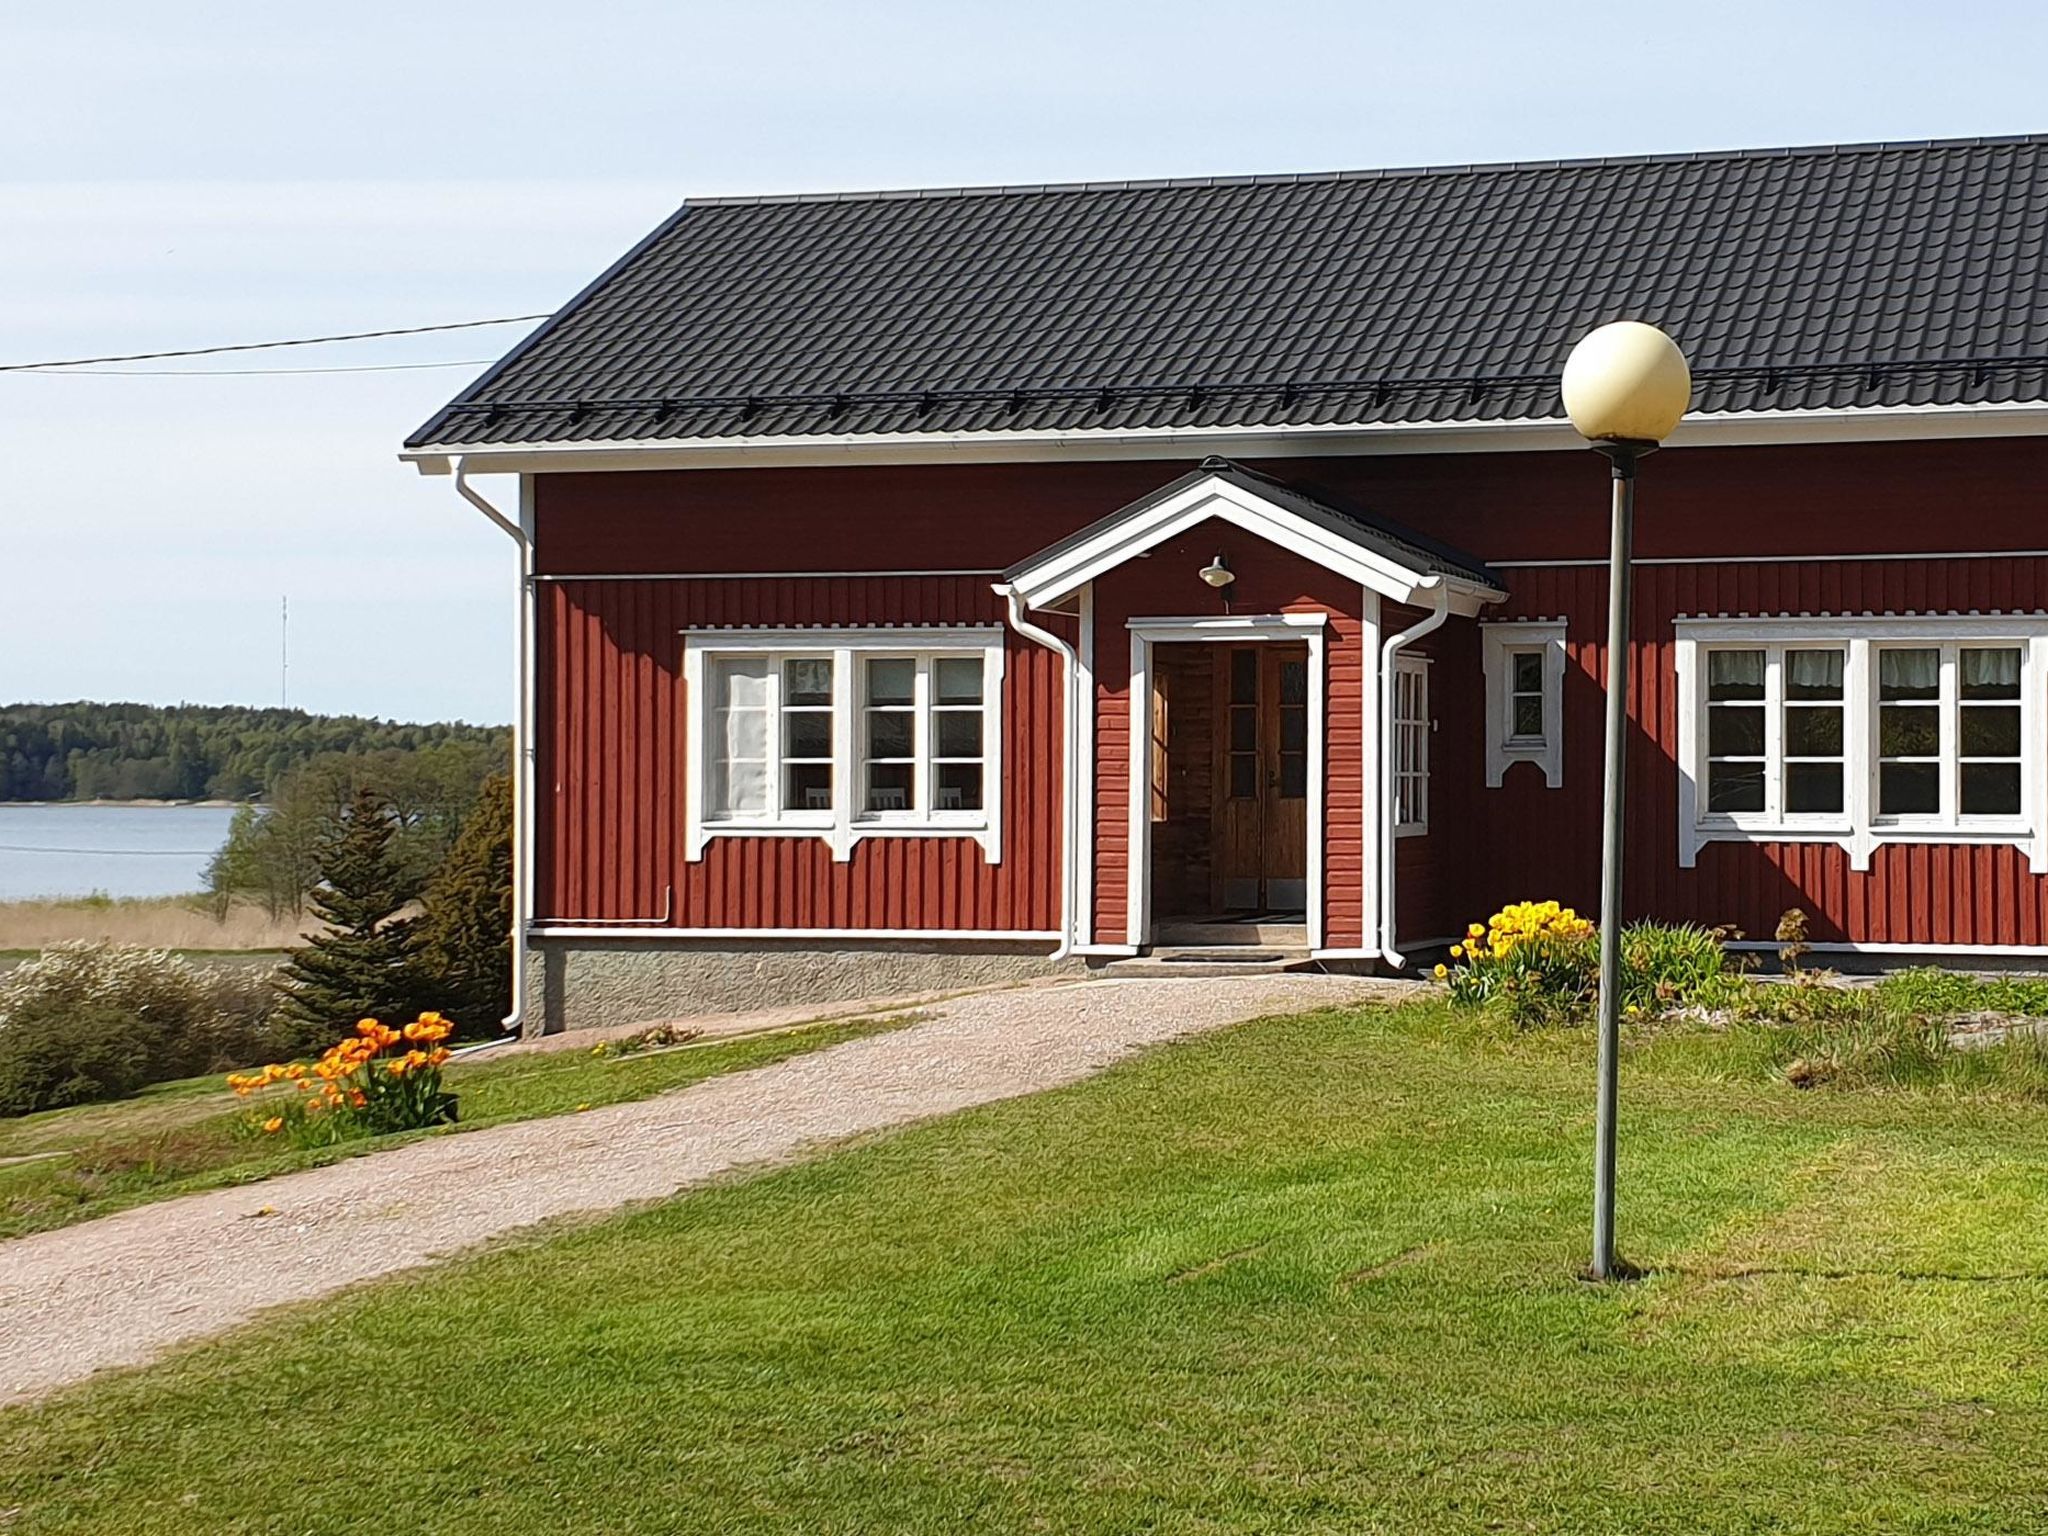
[1001,456,1505,613]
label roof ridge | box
[682,132,2048,208]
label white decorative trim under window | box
[1675,616,2048,873]
[1482,621,1565,788]
[683,627,1005,863]
[1393,653,1430,836]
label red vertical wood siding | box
[1427,555,2048,946]
[536,576,1065,930]
[1087,518,1368,948]
[533,436,2048,951]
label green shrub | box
[1617,920,1749,1014]
[413,772,512,1038]
[0,996,154,1115]
[0,943,222,1082]
[0,944,295,1115]
[1438,904,1748,1026]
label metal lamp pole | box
[1563,320,1690,1282]
[1590,439,1650,1282]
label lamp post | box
[1561,321,1691,1281]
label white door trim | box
[1125,614,1327,950]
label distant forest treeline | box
[0,702,511,803]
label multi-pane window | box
[1278,656,1308,798]
[1875,644,2024,820]
[1705,649,1766,812]
[692,638,1000,859]
[1703,646,1849,816]
[1226,649,1258,800]
[1875,648,1940,816]
[1960,647,2023,816]
[931,657,986,812]
[1685,628,2038,865]
[1482,621,1565,789]
[860,654,987,818]
[863,659,916,811]
[706,654,838,822]
[1393,656,1428,833]
[1507,650,1547,744]
[708,657,774,819]
[780,658,835,812]
[1702,646,1852,818]
[1783,649,1846,814]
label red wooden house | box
[406,135,2048,1033]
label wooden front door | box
[1212,644,1309,912]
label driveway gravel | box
[0,973,1404,1404]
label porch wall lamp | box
[1561,320,1691,1283]
[1198,553,1235,589]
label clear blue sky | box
[4,1,2045,725]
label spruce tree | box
[413,773,513,1038]
[273,786,424,1039]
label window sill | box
[690,820,999,864]
[1685,820,2044,874]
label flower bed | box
[228,1014,457,1147]
[1434,901,1745,1025]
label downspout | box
[455,458,533,1033]
[1378,579,1450,969]
[995,583,1078,960]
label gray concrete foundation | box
[525,936,1083,1035]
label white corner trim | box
[1674,615,2048,875]
[1358,588,1382,953]
[1379,587,1448,965]
[1124,615,1328,951]
[1076,582,1098,948]
[683,626,1005,864]
[1481,620,1566,789]
[1009,475,1498,612]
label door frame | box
[1126,613,1326,950]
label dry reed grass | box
[0,898,314,954]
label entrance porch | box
[999,456,1504,966]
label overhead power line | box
[0,314,551,374]
[21,358,498,378]
[0,843,220,856]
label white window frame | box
[1675,616,2048,873]
[1393,653,1430,837]
[683,627,1005,864]
[1482,621,1565,788]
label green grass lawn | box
[0,1013,914,1240]
[6,999,2048,1533]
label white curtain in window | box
[1964,647,2022,693]
[709,658,770,816]
[1879,648,1940,694]
[1787,649,1843,694]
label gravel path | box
[0,973,1402,1404]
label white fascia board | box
[400,398,2048,476]
[1010,478,1447,610]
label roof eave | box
[399,399,2048,477]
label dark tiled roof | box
[1004,458,1504,595]
[409,136,2048,449]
